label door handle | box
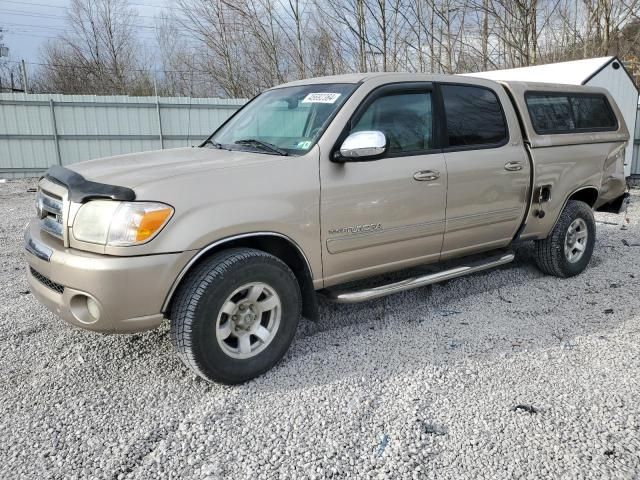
[504,161,523,171]
[413,170,440,181]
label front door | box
[438,83,530,258]
[320,83,447,286]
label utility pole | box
[0,28,8,92]
[0,27,7,58]
[21,59,29,93]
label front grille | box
[30,267,65,294]
[37,188,64,240]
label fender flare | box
[549,185,599,232]
[161,231,315,314]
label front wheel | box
[170,248,301,384]
[534,200,596,278]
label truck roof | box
[275,72,507,87]
[274,72,613,96]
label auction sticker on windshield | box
[302,93,342,104]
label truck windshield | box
[207,83,357,156]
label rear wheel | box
[534,200,595,278]
[170,248,301,384]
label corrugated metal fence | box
[0,93,246,178]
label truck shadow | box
[307,242,542,337]
[252,240,637,391]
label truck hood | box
[68,147,275,191]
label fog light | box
[70,294,101,325]
[87,297,101,321]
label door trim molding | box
[445,207,522,233]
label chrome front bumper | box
[24,221,195,333]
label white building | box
[463,57,639,177]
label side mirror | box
[334,130,387,162]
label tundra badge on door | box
[328,223,383,235]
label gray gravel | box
[1,178,640,479]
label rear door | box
[320,83,447,286]
[438,82,530,259]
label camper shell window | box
[525,92,617,135]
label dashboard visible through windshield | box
[206,83,357,156]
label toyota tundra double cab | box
[25,73,630,383]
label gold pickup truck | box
[25,73,630,383]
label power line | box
[0,0,320,17]
[0,5,178,21]
[1,17,256,34]
[2,20,162,32]
[3,27,160,41]
[1,0,185,13]
[3,31,65,41]
[3,59,218,75]
[0,8,168,25]
[3,31,162,47]
[0,9,69,19]
[3,23,71,32]
[2,24,245,43]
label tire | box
[534,200,596,278]
[170,248,301,384]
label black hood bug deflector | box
[45,165,136,203]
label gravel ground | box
[1,178,640,480]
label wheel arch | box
[163,232,319,321]
[566,186,599,208]
[549,185,599,233]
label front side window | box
[526,92,617,133]
[351,91,434,154]
[441,84,507,147]
[210,83,356,155]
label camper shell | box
[490,80,629,239]
[463,56,639,177]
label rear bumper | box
[25,221,195,333]
[595,192,630,215]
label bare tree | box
[316,0,370,72]
[284,0,307,77]
[28,0,640,96]
[37,0,152,94]
[155,14,194,96]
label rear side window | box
[570,96,617,130]
[526,95,574,132]
[525,93,617,133]
[441,84,508,147]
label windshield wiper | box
[202,139,226,149]
[234,139,288,156]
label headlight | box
[73,201,173,246]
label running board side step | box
[321,252,515,304]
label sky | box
[0,0,168,67]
